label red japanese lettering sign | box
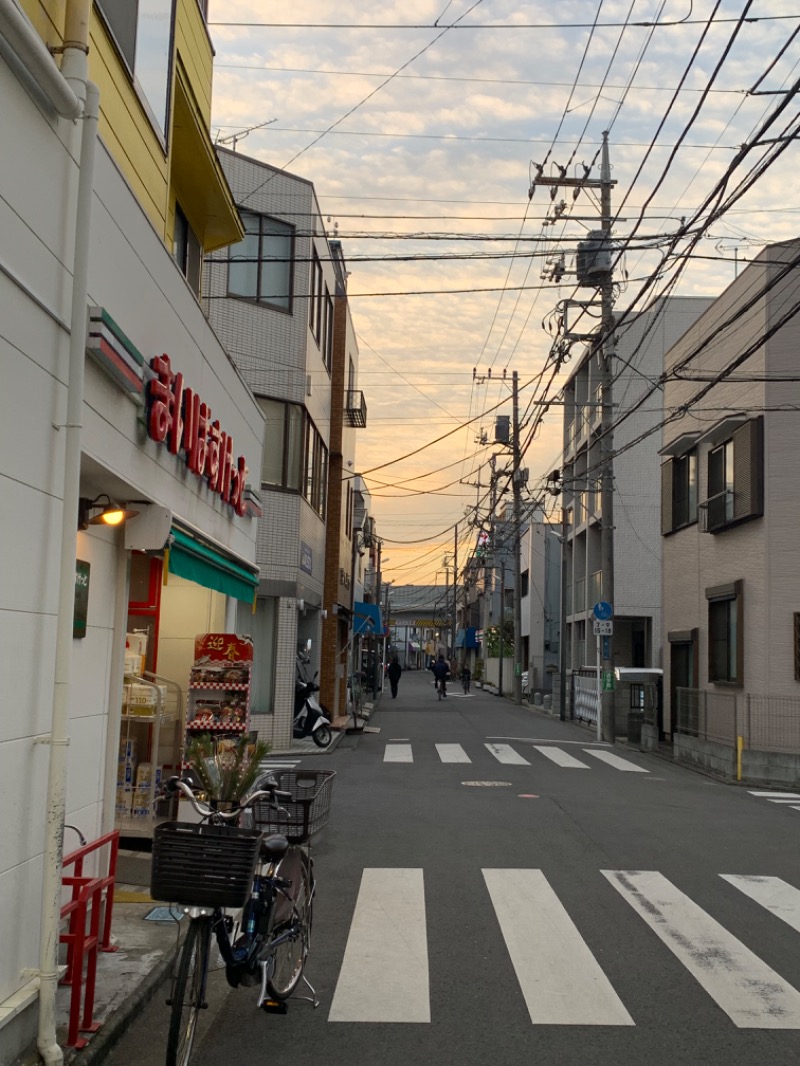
[147,354,249,517]
[194,633,254,663]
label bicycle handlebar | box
[164,775,291,822]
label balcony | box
[588,569,602,605]
[699,489,734,533]
[574,577,586,614]
[345,390,368,428]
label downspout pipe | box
[0,0,80,117]
[36,2,98,1061]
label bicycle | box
[436,677,447,700]
[150,769,335,1066]
[461,671,471,695]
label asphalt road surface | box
[108,670,800,1066]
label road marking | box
[533,745,590,769]
[603,870,800,1028]
[748,791,800,799]
[485,743,530,765]
[384,744,413,763]
[722,875,800,934]
[584,749,648,773]
[483,869,634,1026]
[436,743,471,763]
[329,869,429,1023]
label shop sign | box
[300,542,313,575]
[73,560,90,638]
[194,632,254,663]
[146,353,249,517]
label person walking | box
[432,653,449,699]
[387,656,402,699]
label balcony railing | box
[574,577,586,614]
[345,390,368,428]
[699,489,734,533]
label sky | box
[206,1,800,590]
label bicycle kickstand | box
[293,974,320,1008]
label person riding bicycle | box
[460,664,471,694]
[432,653,449,698]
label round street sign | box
[593,601,613,620]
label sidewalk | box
[46,726,350,1066]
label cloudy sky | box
[207,1,800,587]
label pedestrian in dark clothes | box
[387,656,402,699]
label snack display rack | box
[185,633,253,739]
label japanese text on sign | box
[147,353,249,517]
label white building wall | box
[1,67,262,1025]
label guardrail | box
[60,830,120,1048]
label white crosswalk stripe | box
[329,869,429,1023]
[584,749,648,772]
[328,867,800,1028]
[435,743,471,763]
[603,869,800,1028]
[722,874,800,934]
[384,743,413,763]
[533,745,591,768]
[485,743,531,765]
[483,868,633,1025]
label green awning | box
[167,527,258,603]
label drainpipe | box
[36,2,98,1062]
[0,0,81,117]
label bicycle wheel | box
[267,854,312,1000]
[166,917,211,1066]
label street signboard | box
[593,620,613,636]
[593,601,613,620]
[602,671,615,691]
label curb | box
[64,942,176,1066]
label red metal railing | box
[60,830,120,1049]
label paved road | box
[109,670,800,1065]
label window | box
[303,419,328,519]
[661,450,698,534]
[257,398,303,491]
[174,203,201,295]
[309,249,323,340]
[228,211,294,311]
[96,0,173,136]
[701,416,764,533]
[521,570,529,598]
[706,581,743,685]
[323,286,334,371]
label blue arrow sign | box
[593,601,613,621]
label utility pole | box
[529,130,617,742]
[482,455,497,664]
[452,523,458,659]
[599,131,617,745]
[559,505,569,721]
[511,371,523,706]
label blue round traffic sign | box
[593,601,613,620]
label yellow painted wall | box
[20,1,235,253]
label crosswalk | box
[383,741,647,772]
[749,790,800,811]
[327,869,800,1028]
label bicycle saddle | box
[260,834,289,861]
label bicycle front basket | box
[150,821,262,908]
[253,770,336,843]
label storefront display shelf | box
[188,681,249,691]
[186,720,248,733]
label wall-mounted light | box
[78,494,140,531]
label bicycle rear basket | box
[150,822,262,908]
[253,770,336,844]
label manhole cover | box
[461,781,513,787]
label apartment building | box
[661,239,800,780]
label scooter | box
[293,661,333,748]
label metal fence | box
[675,688,800,753]
[574,674,599,727]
